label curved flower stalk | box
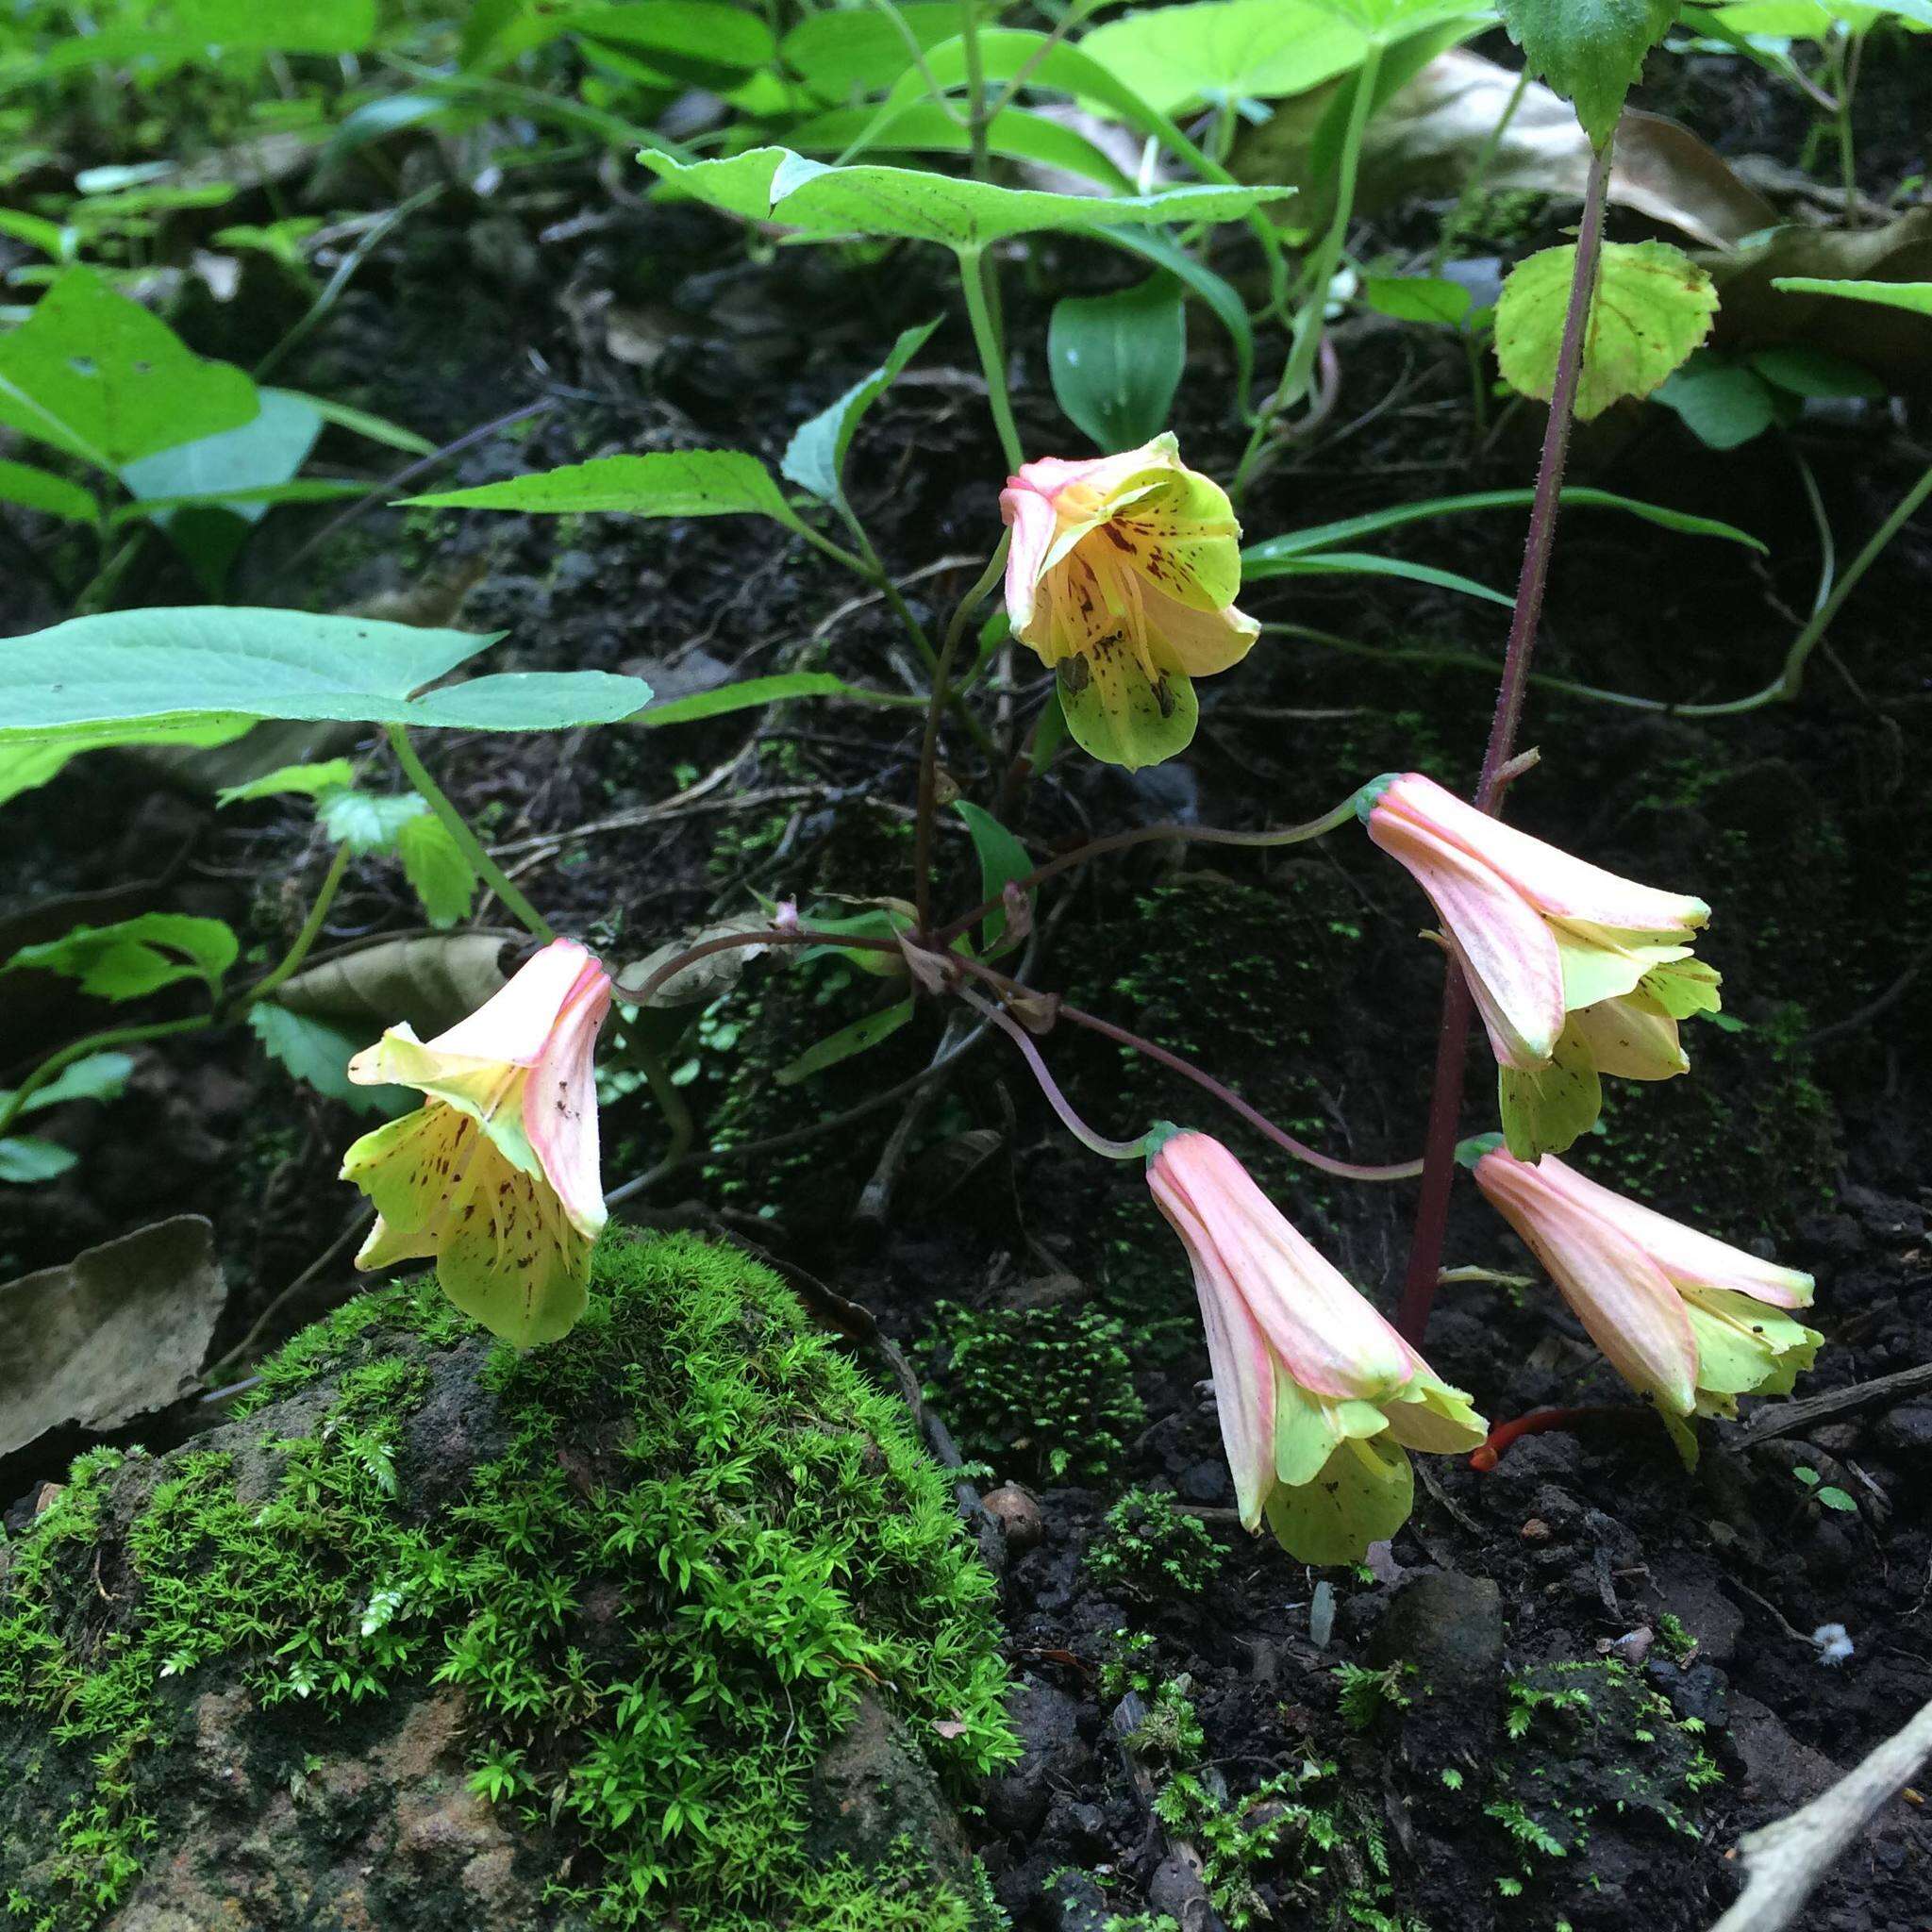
[1362,770,1720,1158]
[340,938,613,1348]
[1001,433,1257,772]
[1472,1144,1820,1465]
[1147,1129,1485,1564]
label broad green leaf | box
[641,672,920,727]
[1245,549,1512,607]
[1495,240,1718,420]
[1242,485,1766,561]
[1498,1026,1601,1159]
[1654,352,1776,450]
[319,789,428,856]
[0,1139,77,1184]
[1077,0,1367,115]
[1263,1433,1415,1565]
[1770,275,1932,318]
[0,721,252,811]
[247,1003,408,1115]
[786,102,1134,192]
[1049,275,1186,454]
[774,998,916,1086]
[216,758,358,807]
[1497,0,1675,144]
[1715,0,1932,32]
[1747,345,1885,398]
[782,2,964,98]
[570,1,775,75]
[0,608,654,752]
[2,913,238,1000]
[176,0,376,52]
[782,319,940,506]
[954,801,1036,953]
[0,458,98,524]
[0,266,258,470]
[395,814,477,928]
[1101,226,1257,408]
[405,450,808,532]
[1361,274,1473,326]
[641,146,1291,251]
[118,387,322,527]
[3,1052,136,1115]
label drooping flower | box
[1362,771,1720,1158]
[1472,1144,1820,1463]
[1147,1129,1485,1563]
[340,938,612,1348]
[1000,433,1257,772]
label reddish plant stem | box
[1395,136,1615,1345]
[1468,1403,1647,1472]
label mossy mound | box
[0,1231,1016,1930]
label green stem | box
[235,844,353,1009]
[387,724,554,942]
[1233,36,1383,497]
[1433,64,1530,274]
[959,245,1025,474]
[0,1018,209,1143]
[958,0,991,180]
[913,537,1012,932]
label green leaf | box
[1816,1485,1858,1513]
[567,1,775,76]
[118,387,323,529]
[1495,240,1718,420]
[774,998,916,1086]
[404,449,808,532]
[0,209,71,259]
[2,913,238,1000]
[1049,275,1187,454]
[641,146,1291,251]
[954,801,1035,953]
[0,1138,78,1184]
[106,478,366,527]
[640,672,918,727]
[1498,1026,1602,1160]
[1770,275,1932,318]
[0,721,253,811]
[782,318,940,506]
[1497,0,1675,145]
[290,392,436,457]
[1241,485,1767,561]
[1078,0,1368,115]
[783,2,984,98]
[247,1004,408,1115]
[1362,273,1474,326]
[0,265,259,470]
[0,458,98,524]
[1100,226,1257,409]
[787,103,1134,192]
[1653,352,1776,450]
[0,608,654,754]
[395,814,478,928]
[2,1052,136,1115]
[215,758,358,807]
[1746,345,1886,399]
[319,790,428,857]
[175,0,377,52]
[1244,548,1512,607]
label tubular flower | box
[1147,1130,1486,1564]
[1473,1146,1820,1464]
[1000,433,1257,772]
[340,938,612,1348]
[1362,770,1720,1158]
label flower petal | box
[437,1133,591,1348]
[1474,1149,1701,1413]
[341,1102,475,1247]
[1141,580,1259,677]
[1567,991,1689,1081]
[1380,1368,1489,1454]
[999,478,1060,636]
[1054,622,1198,770]
[425,938,604,1066]
[1106,462,1243,612]
[1261,1432,1414,1567]
[523,962,612,1240]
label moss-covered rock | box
[0,1231,1016,1930]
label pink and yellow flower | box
[340,938,612,1347]
[1148,1130,1485,1563]
[1001,434,1257,771]
[1473,1145,1820,1461]
[1363,771,1720,1156]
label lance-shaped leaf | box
[641,146,1291,251]
[782,319,940,507]
[404,448,809,530]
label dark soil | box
[4,63,1930,1932]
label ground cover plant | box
[0,1,1928,1927]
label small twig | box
[1740,1362,1932,1445]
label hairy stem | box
[1396,136,1614,1344]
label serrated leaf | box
[1,913,238,1000]
[319,789,427,856]
[0,458,98,524]
[0,266,259,470]
[1495,240,1718,420]
[403,449,808,531]
[1498,0,1674,145]
[395,814,477,928]
[216,758,358,807]
[1049,275,1186,455]
[641,145,1291,252]
[247,1004,408,1115]
[774,998,916,1086]
[0,608,654,755]
[782,318,939,506]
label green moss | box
[1085,1488,1227,1600]
[924,1300,1143,1482]
[0,1231,1017,1929]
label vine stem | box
[387,724,554,943]
[1395,136,1615,1345]
[913,538,1011,932]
